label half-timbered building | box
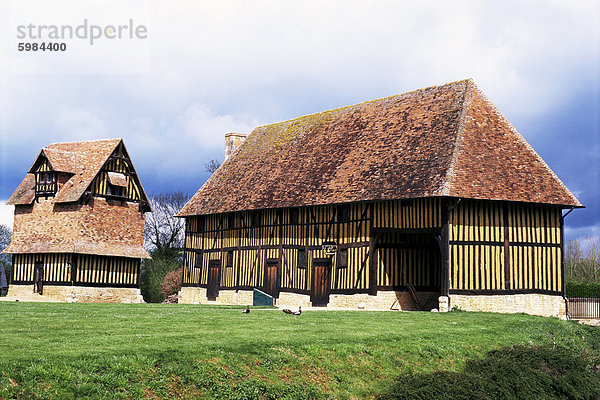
[3,138,151,302]
[177,79,581,317]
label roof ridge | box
[47,138,122,147]
[253,79,472,131]
[438,79,474,196]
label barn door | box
[33,261,44,295]
[264,259,279,298]
[311,259,331,306]
[207,260,221,299]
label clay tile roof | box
[6,174,36,206]
[7,138,122,205]
[43,148,78,172]
[178,79,581,217]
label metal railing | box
[567,287,600,319]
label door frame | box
[33,261,44,295]
[311,258,331,306]
[264,258,280,298]
[206,259,221,300]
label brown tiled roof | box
[8,138,122,205]
[178,79,581,216]
[6,174,36,206]
[2,198,150,259]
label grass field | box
[0,303,599,399]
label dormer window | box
[106,172,128,198]
[35,171,57,198]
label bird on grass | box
[282,306,301,315]
[242,305,250,313]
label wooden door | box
[33,261,44,295]
[264,261,279,298]
[312,259,331,306]
[207,260,220,299]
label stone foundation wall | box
[178,287,253,305]
[178,286,439,310]
[328,291,439,310]
[7,284,144,303]
[178,287,208,304]
[215,289,254,305]
[7,285,36,298]
[450,293,566,318]
[277,292,312,308]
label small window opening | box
[195,252,203,268]
[337,248,348,269]
[297,249,307,269]
[226,251,234,267]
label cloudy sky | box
[0,0,598,244]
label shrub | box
[161,268,182,298]
[566,280,600,298]
[140,252,181,303]
[379,344,600,400]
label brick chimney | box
[225,133,247,160]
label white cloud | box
[0,202,14,230]
[565,224,600,246]
[126,104,258,183]
[175,104,258,150]
[54,107,108,141]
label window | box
[35,171,57,196]
[195,252,203,268]
[297,249,307,269]
[228,214,235,230]
[337,204,350,222]
[337,248,348,269]
[39,172,50,184]
[226,251,234,267]
[107,183,124,197]
[290,208,299,225]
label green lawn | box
[0,303,599,399]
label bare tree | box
[565,237,600,282]
[0,224,12,289]
[144,192,189,258]
[586,236,600,277]
[205,159,221,174]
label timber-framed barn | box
[177,79,582,317]
[3,138,151,303]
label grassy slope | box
[0,303,598,399]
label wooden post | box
[503,203,511,290]
[11,254,15,285]
[560,211,566,297]
[440,200,450,297]
[71,254,78,285]
[369,224,378,295]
